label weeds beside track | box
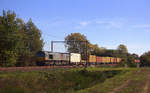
[0,66,76,71]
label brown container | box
[96,56,102,62]
[113,58,117,63]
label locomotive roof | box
[37,51,80,54]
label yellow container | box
[108,57,111,62]
[89,55,96,62]
[110,57,114,63]
[117,58,121,63]
[104,57,110,63]
[101,57,106,63]
[106,57,108,63]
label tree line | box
[0,10,43,67]
[65,33,149,67]
[0,10,149,67]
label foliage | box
[65,33,90,60]
[0,10,43,67]
[65,32,139,67]
[140,51,150,67]
[117,44,128,54]
[126,54,137,67]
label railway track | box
[0,65,76,71]
[0,64,118,72]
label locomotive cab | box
[36,51,46,65]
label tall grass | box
[0,68,125,93]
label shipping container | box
[89,55,96,62]
[108,57,111,63]
[70,53,81,63]
[96,56,102,62]
[119,58,122,62]
[110,57,114,63]
[116,58,121,63]
[102,57,110,63]
[113,58,117,63]
[101,57,106,63]
[105,57,108,63]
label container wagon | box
[96,56,103,64]
[89,55,96,64]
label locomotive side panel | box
[50,53,61,61]
[61,53,70,61]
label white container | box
[70,53,81,63]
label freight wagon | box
[88,55,122,65]
[89,55,96,63]
[96,56,103,64]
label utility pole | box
[84,41,88,68]
[51,41,53,52]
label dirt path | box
[142,75,150,93]
[109,79,130,93]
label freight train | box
[36,51,81,66]
[36,51,140,66]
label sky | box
[0,0,150,55]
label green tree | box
[117,44,128,54]
[90,44,100,55]
[140,51,150,67]
[0,10,22,66]
[126,54,136,67]
[0,10,43,67]
[116,44,128,67]
[65,33,89,60]
[17,19,43,66]
[132,53,139,59]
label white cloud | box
[107,21,124,29]
[95,20,125,29]
[133,24,150,28]
[79,21,90,27]
[76,19,125,29]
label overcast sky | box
[0,0,150,55]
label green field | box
[0,67,149,93]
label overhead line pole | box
[51,40,89,68]
[51,41,53,52]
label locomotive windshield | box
[37,51,45,57]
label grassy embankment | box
[76,68,150,93]
[0,67,148,93]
